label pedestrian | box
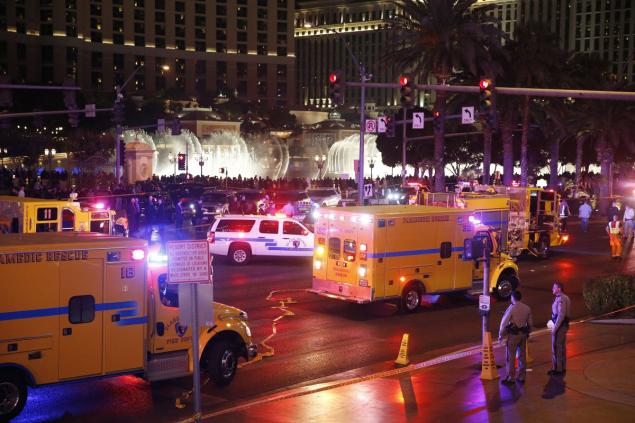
[548,281,571,377]
[17,186,25,197]
[498,290,533,385]
[608,201,620,221]
[578,199,592,232]
[606,214,623,259]
[281,200,295,217]
[622,204,634,241]
[174,198,184,231]
[126,197,139,236]
[559,198,571,231]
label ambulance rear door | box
[325,215,357,292]
[58,255,104,379]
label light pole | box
[369,157,375,181]
[167,152,177,178]
[198,154,206,178]
[114,64,169,182]
[314,154,326,179]
[44,148,56,170]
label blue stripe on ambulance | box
[368,246,464,259]
[0,301,145,326]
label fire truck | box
[423,185,568,258]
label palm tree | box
[501,21,569,187]
[387,0,505,191]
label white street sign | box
[85,104,96,118]
[377,116,387,133]
[462,107,475,124]
[478,294,491,312]
[364,183,373,198]
[412,112,424,129]
[365,119,377,133]
[167,240,211,284]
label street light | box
[44,148,56,170]
[167,152,177,178]
[314,154,327,179]
[198,154,206,177]
[369,157,375,181]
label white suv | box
[207,215,314,264]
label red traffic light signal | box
[399,75,410,86]
[399,74,416,109]
[479,79,492,90]
[177,153,186,171]
[328,71,344,106]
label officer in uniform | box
[549,281,571,376]
[498,290,533,385]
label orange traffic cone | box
[395,333,411,366]
[480,331,499,380]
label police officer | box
[498,290,533,385]
[549,281,571,376]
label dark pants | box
[506,333,528,381]
[552,325,568,372]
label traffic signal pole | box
[402,107,408,187]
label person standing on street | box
[498,291,533,385]
[559,198,571,231]
[622,204,634,241]
[606,214,623,259]
[548,282,571,376]
[578,199,592,233]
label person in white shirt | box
[623,205,634,240]
[578,200,592,232]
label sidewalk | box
[190,219,635,423]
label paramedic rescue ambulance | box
[0,195,116,235]
[0,233,256,420]
[311,205,519,312]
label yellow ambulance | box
[311,205,519,312]
[0,196,115,235]
[424,186,568,258]
[0,233,256,420]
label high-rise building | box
[476,0,635,84]
[295,0,634,111]
[0,0,296,108]
[295,1,420,110]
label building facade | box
[0,0,296,108]
[295,0,423,111]
[295,0,634,111]
[476,0,635,84]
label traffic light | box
[479,78,496,128]
[386,114,395,138]
[119,139,126,164]
[399,74,416,109]
[177,153,186,171]
[62,77,77,110]
[328,71,344,106]
[112,101,125,125]
[432,110,441,132]
[172,118,181,136]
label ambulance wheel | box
[228,243,251,265]
[401,283,422,313]
[206,341,238,386]
[495,274,518,301]
[0,371,27,421]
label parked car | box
[308,188,341,207]
[200,190,234,217]
[268,190,312,218]
[207,214,314,264]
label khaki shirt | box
[552,293,571,331]
[499,301,533,337]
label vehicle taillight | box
[207,231,215,243]
[561,233,569,243]
[131,249,145,261]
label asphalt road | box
[15,220,624,423]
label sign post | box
[167,240,211,422]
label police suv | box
[207,214,314,264]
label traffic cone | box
[480,331,499,380]
[394,333,411,366]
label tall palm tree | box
[503,21,569,186]
[387,0,505,192]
